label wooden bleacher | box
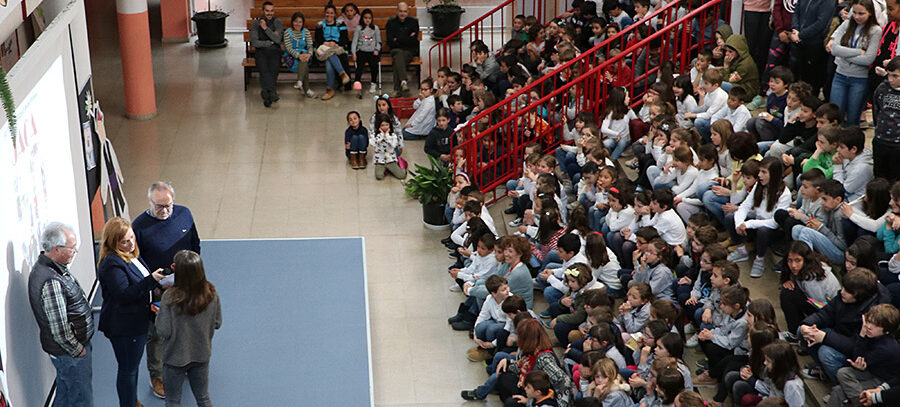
[242,0,422,90]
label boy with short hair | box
[472,43,503,92]
[690,50,715,91]
[710,86,752,132]
[425,108,453,163]
[468,274,511,362]
[764,81,813,157]
[686,260,740,348]
[872,56,900,182]
[513,370,558,407]
[791,179,848,264]
[604,1,633,29]
[748,65,794,142]
[780,95,824,176]
[829,304,900,405]
[505,144,542,217]
[450,233,500,292]
[647,189,688,246]
[538,233,588,314]
[774,168,828,240]
[685,68,729,140]
[446,94,465,129]
[512,14,528,41]
[833,127,874,202]
[800,123,842,179]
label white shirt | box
[735,184,793,230]
[711,104,751,132]
[601,110,638,140]
[647,209,687,246]
[694,87,728,120]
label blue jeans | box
[475,320,507,342]
[444,204,454,224]
[791,225,845,265]
[702,190,730,224]
[589,205,608,232]
[476,352,513,399]
[348,134,368,153]
[809,341,848,382]
[695,117,712,143]
[604,137,631,159]
[757,140,774,156]
[544,285,565,307]
[402,128,425,141]
[830,72,868,126]
[324,54,345,88]
[109,334,147,407]
[693,307,714,330]
[646,166,663,186]
[49,344,93,407]
[720,82,734,93]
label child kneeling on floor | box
[370,113,407,180]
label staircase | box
[451,0,729,203]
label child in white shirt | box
[685,68,728,142]
[710,87,752,132]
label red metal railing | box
[452,0,727,204]
[427,0,565,76]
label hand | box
[736,223,748,236]
[78,348,87,357]
[833,153,843,165]
[876,66,888,77]
[259,19,268,30]
[841,7,850,20]
[684,112,696,119]
[621,227,631,237]
[449,268,460,278]
[349,54,356,62]
[549,318,557,328]
[782,153,795,166]
[619,301,633,313]
[496,357,509,375]
[702,309,713,324]
[457,247,472,257]
[346,142,351,149]
[699,329,713,341]
[629,373,647,390]
[595,202,609,211]
[762,112,774,122]
[517,225,528,235]
[729,72,741,83]
[679,276,692,286]
[848,356,868,371]
[791,30,800,43]
[783,280,795,290]
[512,394,527,403]
[561,296,573,307]
[806,217,822,230]
[686,296,699,305]
[841,202,854,218]
[462,282,473,295]
[674,245,685,257]
[641,345,652,357]
[740,366,752,380]
[151,268,166,282]
[860,389,880,406]
[723,203,739,214]
[665,145,674,155]
[711,185,730,196]
[300,53,311,62]
[778,31,790,43]
[826,40,833,54]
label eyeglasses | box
[152,201,174,210]
[58,244,78,253]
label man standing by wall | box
[250,1,284,107]
[386,2,419,96]
[132,181,201,399]
[28,222,94,407]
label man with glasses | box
[28,222,94,407]
[131,181,200,399]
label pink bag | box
[397,156,408,170]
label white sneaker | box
[684,324,696,335]
[508,218,522,227]
[449,283,462,292]
[305,88,316,98]
[727,245,749,262]
[750,256,765,278]
[685,333,700,348]
[400,80,409,92]
[369,83,378,94]
[294,80,303,89]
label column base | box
[161,37,190,43]
[125,110,158,120]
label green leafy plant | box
[0,67,15,147]
[404,155,454,205]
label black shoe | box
[441,237,453,245]
[461,390,480,401]
[448,313,464,324]
[263,99,272,108]
[272,95,280,103]
[451,320,474,331]
[504,206,517,214]
[468,329,474,339]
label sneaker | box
[727,245,749,262]
[773,261,784,274]
[684,324,696,335]
[467,346,492,362]
[461,390,481,401]
[449,283,462,292]
[779,331,798,344]
[400,80,409,92]
[685,333,700,348]
[293,80,303,89]
[151,378,165,399]
[540,309,552,319]
[800,365,827,381]
[823,394,831,404]
[513,231,525,237]
[533,277,542,290]
[750,256,765,278]
[451,320,474,331]
[305,88,316,98]
[508,218,522,227]
[369,82,378,94]
[448,313,465,324]
[695,358,709,370]
[504,206,517,215]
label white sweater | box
[647,209,687,246]
[592,247,622,290]
[601,110,638,140]
[734,185,793,230]
[655,166,699,197]
[711,104,751,132]
[457,252,500,282]
[606,206,636,233]
[694,87,728,120]
[475,293,509,331]
[679,167,720,203]
[676,95,698,128]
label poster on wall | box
[0,56,77,405]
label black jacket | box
[851,334,900,381]
[98,255,160,337]
[424,126,452,159]
[802,284,892,355]
[385,16,419,55]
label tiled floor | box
[84,1,819,405]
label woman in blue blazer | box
[97,217,164,407]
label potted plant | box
[425,0,465,41]
[192,1,229,48]
[405,155,453,230]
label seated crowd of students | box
[396,1,900,406]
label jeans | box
[49,344,93,407]
[809,342,848,382]
[109,334,147,407]
[347,134,368,154]
[324,54,345,89]
[725,213,781,257]
[604,137,631,159]
[695,117,711,142]
[544,286,565,307]
[255,47,281,102]
[163,362,213,407]
[589,205,608,232]
[646,165,663,187]
[702,190,730,224]
[692,307,714,330]
[748,117,780,142]
[476,352,512,399]
[147,319,163,379]
[401,128,425,141]
[830,72,868,126]
[475,320,507,342]
[792,225,845,265]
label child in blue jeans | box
[344,111,368,169]
[468,275,510,362]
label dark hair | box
[749,321,779,376]
[728,86,747,103]
[647,238,677,269]
[634,226,659,242]
[865,304,900,334]
[651,188,674,210]
[506,235,533,263]
[838,126,866,153]
[656,366,685,404]
[720,285,749,309]
[346,110,360,122]
[768,65,794,85]
[589,321,624,352]
[740,159,761,180]
[463,199,482,216]
[435,107,451,120]
[799,167,826,188]
[630,282,654,302]
[748,298,778,327]
[524,370,553,394]
[517,318,553,354]
[786,241,830,282]
[696,143,718,164]
[485,274,508,293]
[359,8,375,29]
[604,87,630,120]
[651,299,683,339]
[290,12,306,28]
[887,55,900,72]
[816,102,842,123]
[753,157,786,212]
[536,208,563,247]
[846,238,878,273]
[501,294,527,313]
[557,233,581,254]
[584,290,612,308]
[864,178,892,218]
[800,94,823,113]
[672,145,692,165]
[676,391,705,407]
[585,232,611,268]
[658,332,684,360]
[673,75,693,102]
[843,268,879,302]
[374,96,397,119]
[818,179,845,199]
[727,132,760,162]
[262,1,274,8]
[650,81,677,109]
[715,260,741,285]
[324,2,338,13]
[463,216,490,248]
[169,250,217,316]
[762,341,800,391]
[566,206,592,237]
[608,184,633,209]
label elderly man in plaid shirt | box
[28,222,95,407]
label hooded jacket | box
[724,34,760,97]
[832,148,874,202]
[716,24,733,43]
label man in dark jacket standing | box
[789,0,835,96]
[28,222,95,407]
[250,1,284,107]
[385,2,419,95]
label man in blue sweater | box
[132,181,201,398]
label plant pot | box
[192,11,228,48]
[422,201,450,230]
[428,5,465,41]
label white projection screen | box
[0,2,97,404]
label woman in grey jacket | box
[158,250,222,407]
[352,9,382,95]
[827,0,883,125]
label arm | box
[673,168,698,197]
[711,319,748,350]
[600,115,620,139]
[98,258,159,303]
[156,296,172,340]
[745,189,791,229]
[733,185,755,225]
[267,20,283,44]
[351,26,361,55]
[450,222,467,246]
[40,281,84,357]
[249,21,274,48]
[798,0,836,42]
[424,130,440,158]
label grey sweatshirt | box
[830,22,882,78]
[832,148,874,202]
[351,24,382,54]
[156,290,222,367]
[250,18,284,49]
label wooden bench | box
[241,24,422,90]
